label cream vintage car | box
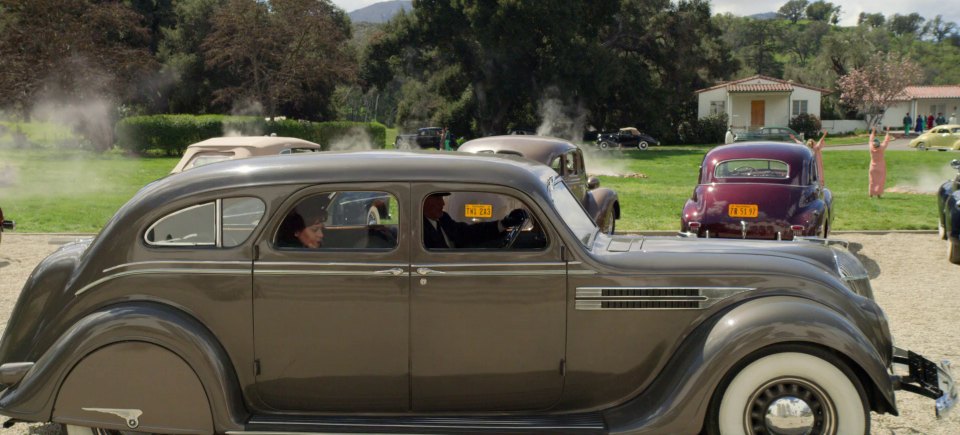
[170,136,322,173]
[910,124,960,150]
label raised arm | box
[788,134,803,145]
[869,128,876,146]
[881,127,892,150]
[815,131,827,150]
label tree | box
[0,0,156,149]
[837,54,923,128]
[805,1,840,24]
[887,13,925,36]
[923,15,958,44]
[742,19,784,76]
[201,0,357,119]
[857,12,885,28]
[157,0,229,114]
[777,0,808,24]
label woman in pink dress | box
[869,127,891,198]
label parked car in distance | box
[0,151,953,435]
[734,126,800,143]
[0,206,14,246]
[458,135,620,234]
[394,127,443,149]
[910,124,960,150]
[170,136,322,173]
[681,142,832,240]
[938,159,960,264]
[596,127,659,150]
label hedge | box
[115,115,386,155]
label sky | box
[331,0,960,28]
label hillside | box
[348,1,412,23]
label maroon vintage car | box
[681,142,832,240]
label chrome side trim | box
[254,270,410,277]
[104,260,251,273]
[75,268,250,296]
[255,262,408,268]
[81,408,143,429]
[575,286,753,310]
[411,262,565,268]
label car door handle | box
[374,267,405,276]
[416,267,445,276]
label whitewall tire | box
[716,352,867,435]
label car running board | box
[236,413,607,434]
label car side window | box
[422,191,546,251]
[275,191,398,250]
[145,197,265,247]
[564,152,577,175]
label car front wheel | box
[710,350,868,435]
[599,141,613,150]
[940,217,947,240]
[638,141,649,150]
[918,142,927,150]
[949,239,960,265]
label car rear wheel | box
[638,141,649,150]
[949,240,960,265]
[918,142,927,150]
[710,350,869,435]
[367,206,381,225]
[940,217,947,240]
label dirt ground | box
[0,232,958,434]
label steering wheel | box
[732,166,756,174]
[503,216,529,249]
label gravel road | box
[0,232,958,434]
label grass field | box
[0,146,954,233]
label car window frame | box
[144,196,267,249]
[272,189,401,252]
[712,158,791,181]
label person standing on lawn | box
[903,113,912,135]
[868,127,892,199]
[916,114,924,134]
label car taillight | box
[790,225,804,232]
[689,222,701,231]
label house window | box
[710,101,726,116]
[792,100,808,116]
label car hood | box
[589,233,856,290]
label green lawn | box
[0,147,953,233]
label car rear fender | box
[0,302,246,432]
[584,188,619,222]
[603,295,896,434]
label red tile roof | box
[893,85,960,101]
[696,74,831,94]
[727,83,793,93]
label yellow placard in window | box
[464,204,493,218]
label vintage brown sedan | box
[458,135,620,233]
[0,151,954,434]
[681,142,832,240]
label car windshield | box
[714,159,789,180]
[549,178,597,247]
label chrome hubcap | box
[745,377,835,435]
[764,397,815,435]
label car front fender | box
[0,302,247,432]
[583,188,619,224]
[603,295,896,434]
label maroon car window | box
[275,191,398,250]
[714,159,789,179]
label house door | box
[751,100,765,127]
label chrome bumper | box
[892,347,957,418]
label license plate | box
[464,204,493,218]
[729,204,758,218]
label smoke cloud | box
[535,90,587,143]
[888,163,958,194]
[327,127,377,151]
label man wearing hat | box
[422,192,528,249]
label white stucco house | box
[879,85,960,130]
[696,75,831,132]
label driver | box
[422,193,528,249]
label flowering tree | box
[837,54,923,128]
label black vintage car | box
[0,206,13,246]
[0,151,954,435]
[596,127,659,150]
[938,159,960,264]
[395,127,443,149]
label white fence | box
[820,120,867,134]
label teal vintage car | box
[910,125,960,150]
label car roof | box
[705,142,813,165]
[186,136,321,150]
[458,135,577,164]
